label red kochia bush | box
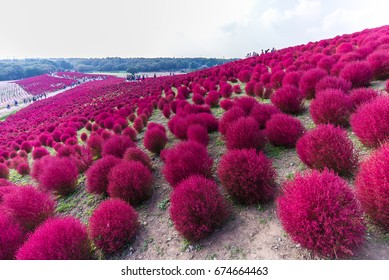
[162,141,213,187]
[86,155,121,195]
[315,76,352,93]
[32,147,50,160]
[310,89,353,127]
[2,186,55,232]
[20,141,33,153]
[218,107,246,135]
[225,117,266,150]
[271,85,305,114]
[102,135,135,158]
[143,127,167,154]
[367,50,389,79]
[16,162,30,175]
[217,149,276,204]
[349,88,378,111]
[16,217,91,260]
[277,169,366,259]
[265,114,305,148]
[89,198,139,254]
[0,213,25,260]
[38,156,79,196]
[340,61,373,88]
[0,163,9,179]
[169,175,229,241]
[107,161,153,205]
[298,68,327,99]
[87,134,104,158]
[187,124,209,146]
[356,144,389,230]
[296,124,358,176]
[249,103,281,129]
[123,147,152,170]
[350,97,389,147]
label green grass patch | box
[264,144,286,159]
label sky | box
[0,0,388,59]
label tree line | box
[0,57,236,81]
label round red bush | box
[356,144,389,230]
[340,61,373,88]
[102,135,135,158]
[0,163,9,179]
[217,149,276,204]
[349,88,378,111]
[187,124,209,146]
[277,169,366,259]
[122,127,137,141]
[265,114,305,148]
[86,155,121,195]
[16,217,91,260]
[170,175,229,241]
[225,117,266,150]
[299,68,327,99]
[20,141,33,153]
[16,162,30,175]
[310,89,353,126]
[249,103,281,129]
[162,141,213,187]
[367,50,389,80]
[350,97,389,147]
[32,147,50,160]
[2,186,55,232]
[123,147,152,170]
[87,134,104,158]
[220,99,234,111]
[89,198,139,254]
[192,93,205,105]
[107,161,153,205]
[133,117,144,133]
[271,85,305,114]
[296,124,358,176]
[0,213,25,260]
[315,76,352,93]
[143,127,167,154]
[38,156,79,196]
[219,107,246,135]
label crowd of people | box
[246,47,276,58]
[6,93,47,110]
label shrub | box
[162,141,213,187]
[296,124,358,176]
[2,186,55,232]
[220,99,234,111]
[32,147,50,160]
[219,107,246,135]
[102,135,135,158]
[0,164,9,179]
[234,96,258,115]
[143,127,167,154]
[89,198,139,254]
[122,127,137,141]
[349,88,378,111]
[0,213,25,260]
[16,217,91,260]
[169,175,229,241]
[225,117,266,150]
[205,90,220,107]
[107,161,153,205]
[249,103,281,129]
[162,105,171,118]
[38,156,79,196]
[315,76,352,93]
[356,144,389,230]
[86,155,121,195]
[299,68,327,99]
[192,93,205,105]
[310,89,353,126]
[187,124,209,146]
[277,169,366,259]
[340,61,373,88]
[350,97,389,147]
[271,85,305,114]
[218,149,276,204]
[87,134,104,158]
[367,50,389,79]
[16,162,30,175]
[265,114,305,148]
[123,147,152,170]
[133,117,144,133]
[20,141,33,153]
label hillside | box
[0,25,388,261]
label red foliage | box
[340,61,373,88]
[217,149,276,204]
[367,50,389,79]
[0,213,25,260]
[271,85,305,114]
[356,144,389,230]
[265,114,305,148]
[226,117,266,150]
[2,186,55,232]
[187,124,209,146]
[162,141,213,187]
[87,134,104,158]
[0,163,9,179]
[17,162,30,175]
[89,198,139,254]
[144,126,167,154]
[220,99,234,111]
[133,117,144,133]
[16,217,91,260]
[296,124,358,176]
[277,169,365,259]
[20,141,33,153]
[122,127,137,141]
[219,107,246,135]
[86,155,121,195]
[315,76,352,93]
[107,161,153,205]
[234,96,258,115]
[350,97,389,147]
[349,88,378,111]
[38,156,79,196]
[249,103,281,129]
[169,175,229,241]
[299,68,327,99]
[32,147,50,160]
[205,90,220,107]
[192,93,205,105]
[102,135,135,158]
[123,147,152,170]
[310,89,353,126]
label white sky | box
[0,0,388,59]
